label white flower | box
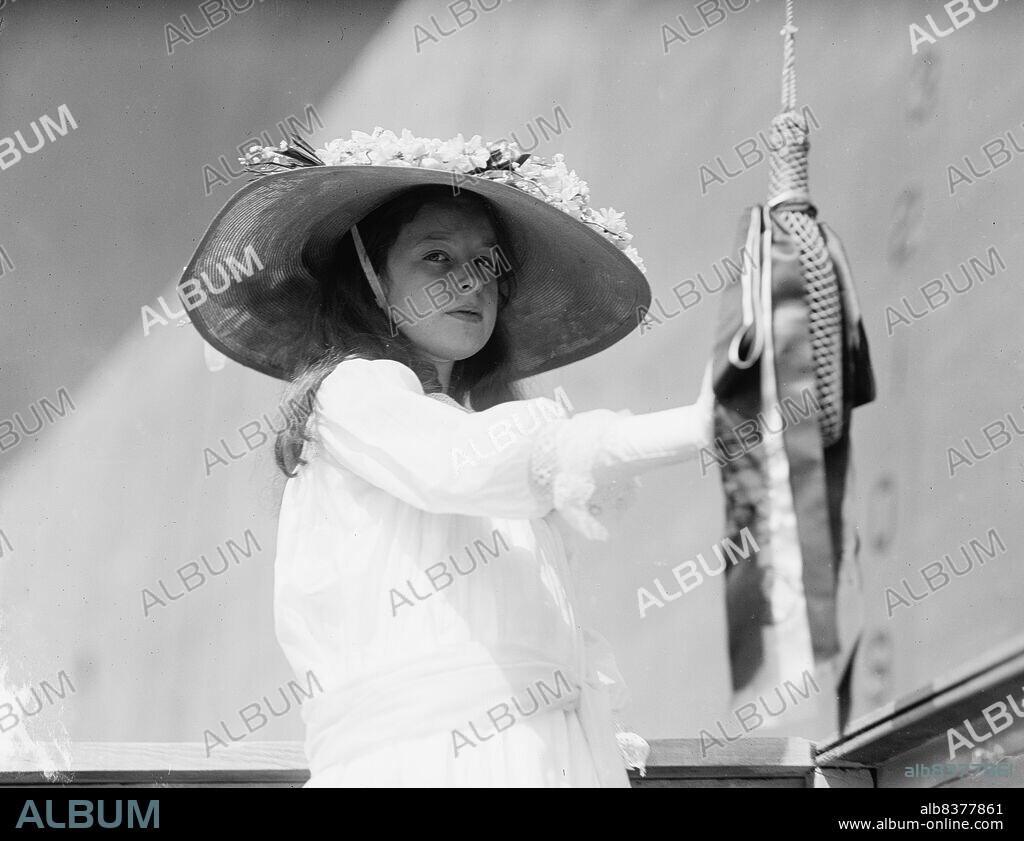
[464,134,489,169]
[368,143,400,165]
[593,207,627,235]
[398,129,429,160]
[436,134,467,163]
[623,246,646,274]
[318,139,344,165]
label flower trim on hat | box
[240,128,646,274]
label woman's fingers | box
[698,360,716,446]
[699,359,714,400]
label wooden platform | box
[2,638,1019,788]
[0,737,831,788]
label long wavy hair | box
[274,185,522,477]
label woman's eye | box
[424,251,450,263]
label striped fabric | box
[710,202,876,734]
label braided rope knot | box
[768,110,810,203]
[767,114,844,446]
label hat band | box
[351,223,389,313]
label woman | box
[180,129,715,787]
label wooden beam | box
[1,737,816,787]
[815,633,1024,788]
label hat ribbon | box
[350,223,389,313]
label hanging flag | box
[709,1,876,734]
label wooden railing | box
[816,633,1024,790]
[2,637,1020,788]
[0,737,830,788]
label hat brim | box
[178,166,651,381]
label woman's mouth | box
[446,309,482,323]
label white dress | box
[273,357,698,788]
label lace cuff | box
[528,409,640,541]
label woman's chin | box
[438,339,491,362]
[403,326,494,362]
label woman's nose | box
[451,263,481,294]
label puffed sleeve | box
[311,357,563,520]
[529,361,716,540]
[310,357,714,539]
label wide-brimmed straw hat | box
[178,128,651,381]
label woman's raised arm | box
[589,360,716,483]
[310,357,716,534]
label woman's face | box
[381,199,502,365]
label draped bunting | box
[711,197,876,730]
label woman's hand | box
[588,358,720,484]
[695,359,716,450]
